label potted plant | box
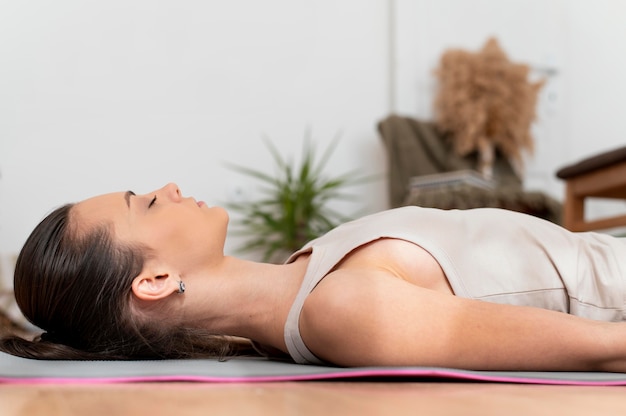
[226,133,373,263]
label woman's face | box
[73,183,229,272]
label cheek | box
[136,220,182,253]
[138,211,225,259]
[157,221,210,256]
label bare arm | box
[299,270,625,371]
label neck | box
[181,255,309,352]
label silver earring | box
[177,280,186,294]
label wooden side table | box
[556,146,626,231]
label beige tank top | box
[283,206,626,365]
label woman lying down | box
[2,182,626,372]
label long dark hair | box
[0,204,241,360]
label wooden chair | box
[556,146,626,231]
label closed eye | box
[148,195,157,208]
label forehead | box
[72,192,129,236]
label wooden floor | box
[3,382,626,416]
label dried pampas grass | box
[434,38,544,178]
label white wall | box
[1,0,626,266]
[567,0,626,157]
[0,0,390,261]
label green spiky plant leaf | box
[226,132,375,263]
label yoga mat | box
[2,351,626,385]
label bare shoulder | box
[298,270,382,365]
[298,268,456,366]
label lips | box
[188,195,207,208]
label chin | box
[213,206,229,222]
[211,206,230,232]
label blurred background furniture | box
[556,146,626,232]
[378,115,561,223]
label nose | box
[160,182,182,202]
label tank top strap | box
[283,245,335,365]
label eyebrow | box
[124,191,135,208]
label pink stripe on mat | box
[4,368,626,386]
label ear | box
[131,268,181,302]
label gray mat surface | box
[2,351,626,385]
